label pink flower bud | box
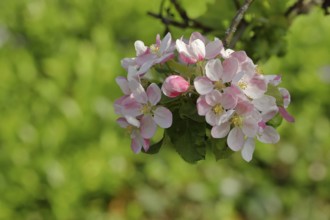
[162,75,190,97]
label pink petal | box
[147,83,161,105]
[278,107,295,123]
[131,137,142,153]
[205,90,222,106]
[235,100,254,115]
[142,138,150,152]
[153,106,173,128]
[205,110,221,126]
[121,58,136,70]
[205,59,223,81]
[194,76,214,95]
[220,93,237,109]
[262,106,278,122]
[160,32,172,54]
[257,126,280,143]
[279,88,291,108]
[196,96,211,116]
[140,115,157,139]
[241,138,255,162]
[227,127,244,151]
[205,38,223,59]
[190,39,205,60]
[136,60,155,75]
[116,117,129,128]
[128,79,148,104]
[242,117,258,137]
[265,74,282,86]
[252,95,277,112]
[134,40,148,56]
[211,122,230,138]
[230,51,248,63]
[116,76,130,95]
[189,32,206,44]
[222,57,239,83]
[121,96,142,117]
[244,74,267,99]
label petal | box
[244,74,267,99]
[142,138,150,152]
[278,107,295,123]
[205,111,220,126]
[205,59,223,81]
[125,116,140,127]
[194,76,214,95]
[279,88,291,108]
[220,93,237,109]
[190,39,206,60]
[230,51,248,63]
[227,127,244,151]
[153,106,173,128]
[220,109,235,123]
[116,76,130,95]
[257,126,280,143]
[222,57,239,83]
[128,79,148,103]
[235,100,254,115]
[147,83,161,105]
[211,122,230,138]
[189,32,206,44]
[136,60,154,75]
[121,96,142,117]
[220,48,234,59]
[131,137,142,153]
[140,115,157,139]
[241,138,255,162]
[197,95,212,116]
[205,90,222,106]
[242,117,258,137]
[160,32,172,54]
[116,117,129,128]
[121,58,136,70]
[252,95,277,112]
[134,40,148,56]
[261,106,278,122]
[205,38,223,59]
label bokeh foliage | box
[0,0,329,219]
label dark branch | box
[224,0,254,48]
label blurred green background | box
[0,0,329,219]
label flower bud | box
[162,75,190,97]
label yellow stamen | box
[141,103,152,114]
[238,81,247,90]
[150,44,160,56]
[231,115,242,127]
[212,104,223,115]
[214,81,225,90]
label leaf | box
[179,99,205,122]
[265,84,284,106]
[142,132,171,155]
[266,113,283,128]
[166,111,206,163]
[207,137,233,161]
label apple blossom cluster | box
[114,32,294,163]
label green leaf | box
[179,99,205,122]
[266,113,283,128]
[207,137,233,161]
[265,84,284,107]
[166,111,206,163]
[142,132,171,155]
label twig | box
[224,0,254,48]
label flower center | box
[238,81,247,90]
[150,44,161,56]
[214,81,225,90]
[231,115,242,127]
[212,104,223,115]
[141,103,152,114]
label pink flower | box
[162,75,190,98]
[122,79,173,129]
[176,32,224,64]
[194,58,239,95]
[116,116,156,153]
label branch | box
[224,0,254,48]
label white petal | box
[220,93,237,109]
[189,32,206,44]
[134,40,148,56]
[241,138,255,162]
[205,38,223,59]
[116,117,130,128]
[194,76,214,95]
[160,32,172,53]
[252,95,277,112]
[140,115,157,139]
[205,59,223,81]
[227,127,244,151]
[147,83,161,105]
[205,90,222,106]
[257,126,280,143]
[128,79,148,103]
[211,122,230,138]
[279,87,291,108]
[242,117,258,137]
[115,76,130,95]
[125,116,140,127]
[190,39,205,60]
[222,57,239,83]
[153,106,173,128]
[197,96,211,116]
